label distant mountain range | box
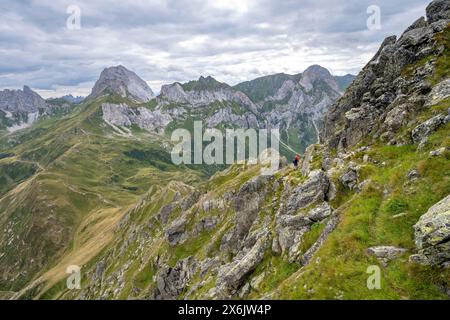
[0,65,355,153]
[60,95,85,104]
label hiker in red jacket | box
[293,154,301,169]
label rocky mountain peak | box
[199,75,215,82]
[23,85,32,93]
[0,85,70,132]
[59,94,85,104]
[181,75,229,92]
[303,65,332,78]
[0,85,46,112]
[300,65,340,93]
[87,65,155,103]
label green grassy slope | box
[0,96,207,293]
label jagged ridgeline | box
[0,0,449,301]
[96,65,353,156]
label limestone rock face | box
[235,67,349,150]
[206,107,259,129]
[88,65,155,103]
[101,103,172,134]
[157,68,353,151]
[90,65,352,148]
[160,77,257,113]
[411,195,450,266]
[158,76,261,130]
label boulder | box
[430,147,447,157]
[194,217,218,234]
[425,78,450,107]
[407,169,420,181]
[285,170,330,215]
[383,103,410,132]
[307,202,333,222]
[411,114,446,144]
[411,195,450,265]
[367,246,408,265]
[340,162,360,190]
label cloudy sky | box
[0,0,431,98]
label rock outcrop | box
[165,217,188,246]
[412,114,448,145]
[216,232,270,296]
[220,175,273,254]
[81,64,353,145]
[284,170,330,215]
[322,2,450,149]
[410,195,450,266]
[368,246,408,266]
[427,0,450,23]
[153,257,197,300]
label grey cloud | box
[0,0,431,97]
